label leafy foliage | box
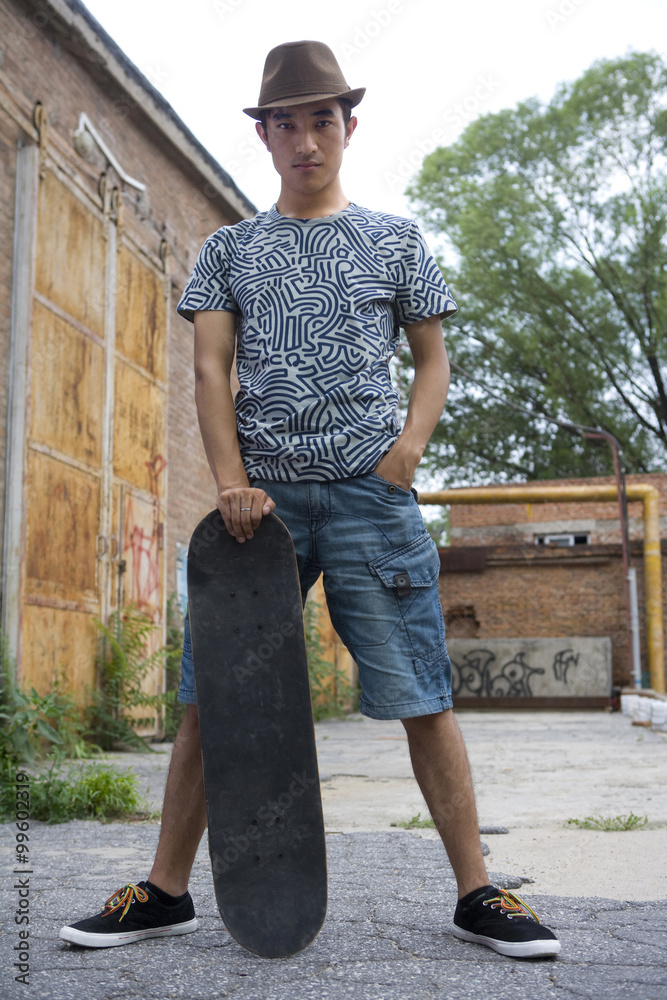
[0,628,151,822]
[407,51,667,483]
[0,634,93,765]
[162,594,186,742]
[0,755,147,824]
[422,506,450,547]
[304,600,356,720]
[85,605,166,751]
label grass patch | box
[391,811,436,829]
[566,812,648,832]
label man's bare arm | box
[193,310,274,541]
[373,314,450,491]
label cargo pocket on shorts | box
[367,530,442,662]
[368,530,440,591]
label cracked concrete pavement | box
[1,710,666,999]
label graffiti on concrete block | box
[451,648,546,697]
[552,648,579,684]
[448,638,611,698]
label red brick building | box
[0,0,254,711]
[438,473,667,690]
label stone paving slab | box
[2,823,666,1000]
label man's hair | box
[259,98,352,131]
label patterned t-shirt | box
[177,202,456,482]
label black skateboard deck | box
[187,510,327,958]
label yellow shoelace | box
[102,883,149,922]
[483,888,540,922]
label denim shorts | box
[178,473,453,720]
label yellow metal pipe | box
[420,483,665,693]
[636,486,665,694]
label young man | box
[60,40,560,959]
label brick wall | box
[0,0,251,618]
[439,474,667,689]
[449,473,667,546]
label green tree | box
[407,51,667,483]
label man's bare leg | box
[402,709,489,899]
[148,704,207,896]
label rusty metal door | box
[8,146,168,730]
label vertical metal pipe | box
[582,431,636,681]
[2,143,39,678]
[641,487,665,694]
[627,568,642,688]
[97,177,117,628]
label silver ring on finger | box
[240,507,252,511]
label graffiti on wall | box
[451,649,544,698]
[449,639,609,698]
[145,453,167,496]
[122,494,161,612]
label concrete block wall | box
[447,637,612,699]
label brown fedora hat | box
[243,40,365,119]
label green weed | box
[566,812,648,832]
[391,811,436,830]
[0,634,94,765]
[162,594,186,742]
[85,604,166,751]
[304,600,356,720]
[0,613,165,822]
[0,754,148,823]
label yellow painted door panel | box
[116,246,167,381]
[113,360,167,498]
[30,300,104,466]
[21,605,98,700]
[34,170,105,336]
[25,450,100,609]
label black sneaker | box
[59,881,198,948]
[453,884,561,958]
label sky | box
[80,0,667,221]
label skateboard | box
[186,510,327,958]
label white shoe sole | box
[59,917,199,948]
[452,923,561,958]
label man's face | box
[256,99,357,197]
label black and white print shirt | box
[177,203,457,482]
